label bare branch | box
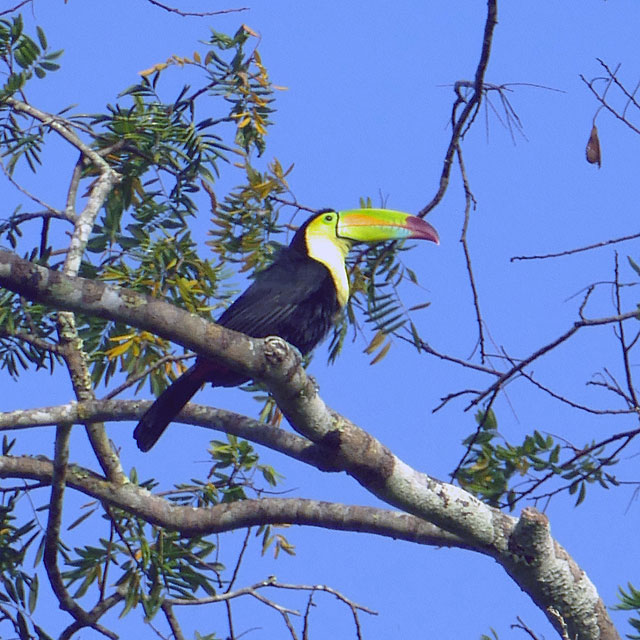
[419,0,498,217]
[145,0,249,17]
[166,576,376,640]
[43,422,117,639]
[0,0,31,17]
[59,592,124,640]
[0,159,67,218]
[0,327,61,354]
[613,253,639,408]
[0,399,336,471]
[456,146,486,360]
[580,65,640,136]
[161,602,185,640]
[102,353,194,400]
[405,336,500,377]
[5,98,116,171]
[511,615,542,640]
[467,308,640,410]
[514,364,633,416]
[511,229,640,262]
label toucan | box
[133,208,439,451]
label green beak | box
[337,209,439,245]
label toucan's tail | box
[133,364,206,452]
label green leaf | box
[628,256,640,277]
[16,611,29,640]
[28,574,38,614]
[67,508,96,531]
[36,25,47,49]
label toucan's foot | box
[264,335,302,364]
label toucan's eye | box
[324,213,334,223]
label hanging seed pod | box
[586,124,602,168]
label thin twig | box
[581,71,640,136]
[59,592,124,640]
[511,615,541,640]
[418,0,498,217]
[613,253,639,408]
[450,386,500,482]
[597,58,640,115]
[145,0,248,16]
[224,527,252,640]
[456,146,485,361]
[510,230,640,262]
[0,160,67,218]
[0,328,61,354]
[517,367,633,416]
[514,427,639,505]
[399,335,500,376]
[0,1,31,18]
[102,353,194,399]
[467,308,640,410]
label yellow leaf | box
[105,340,133,359]
[139,62,168,77]
[469,458,490,472]
[250,95,268,107]
[193,51,201,64]
[370,341,392,365]
[109,333,135,344]
[365,330,386,355]
[238,116,252,129]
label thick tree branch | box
[0,454,467,549]
[0,399,343,471]
[53,126,124,484]
[0,251,620,639]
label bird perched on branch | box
[134,208,439,451]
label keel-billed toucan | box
[133,208,438,451]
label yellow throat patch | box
[304,213,351,308]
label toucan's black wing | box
[217,247,341,355]
[135,246,342,452]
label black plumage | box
[133,217,340,451]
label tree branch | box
[0,399,343,472]
[418,0,498,217]
[466,308,640,410]
[0,251,620,639]
[0,454,468,548]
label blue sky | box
[5,1,640,638]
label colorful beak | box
[337,209,439,245]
